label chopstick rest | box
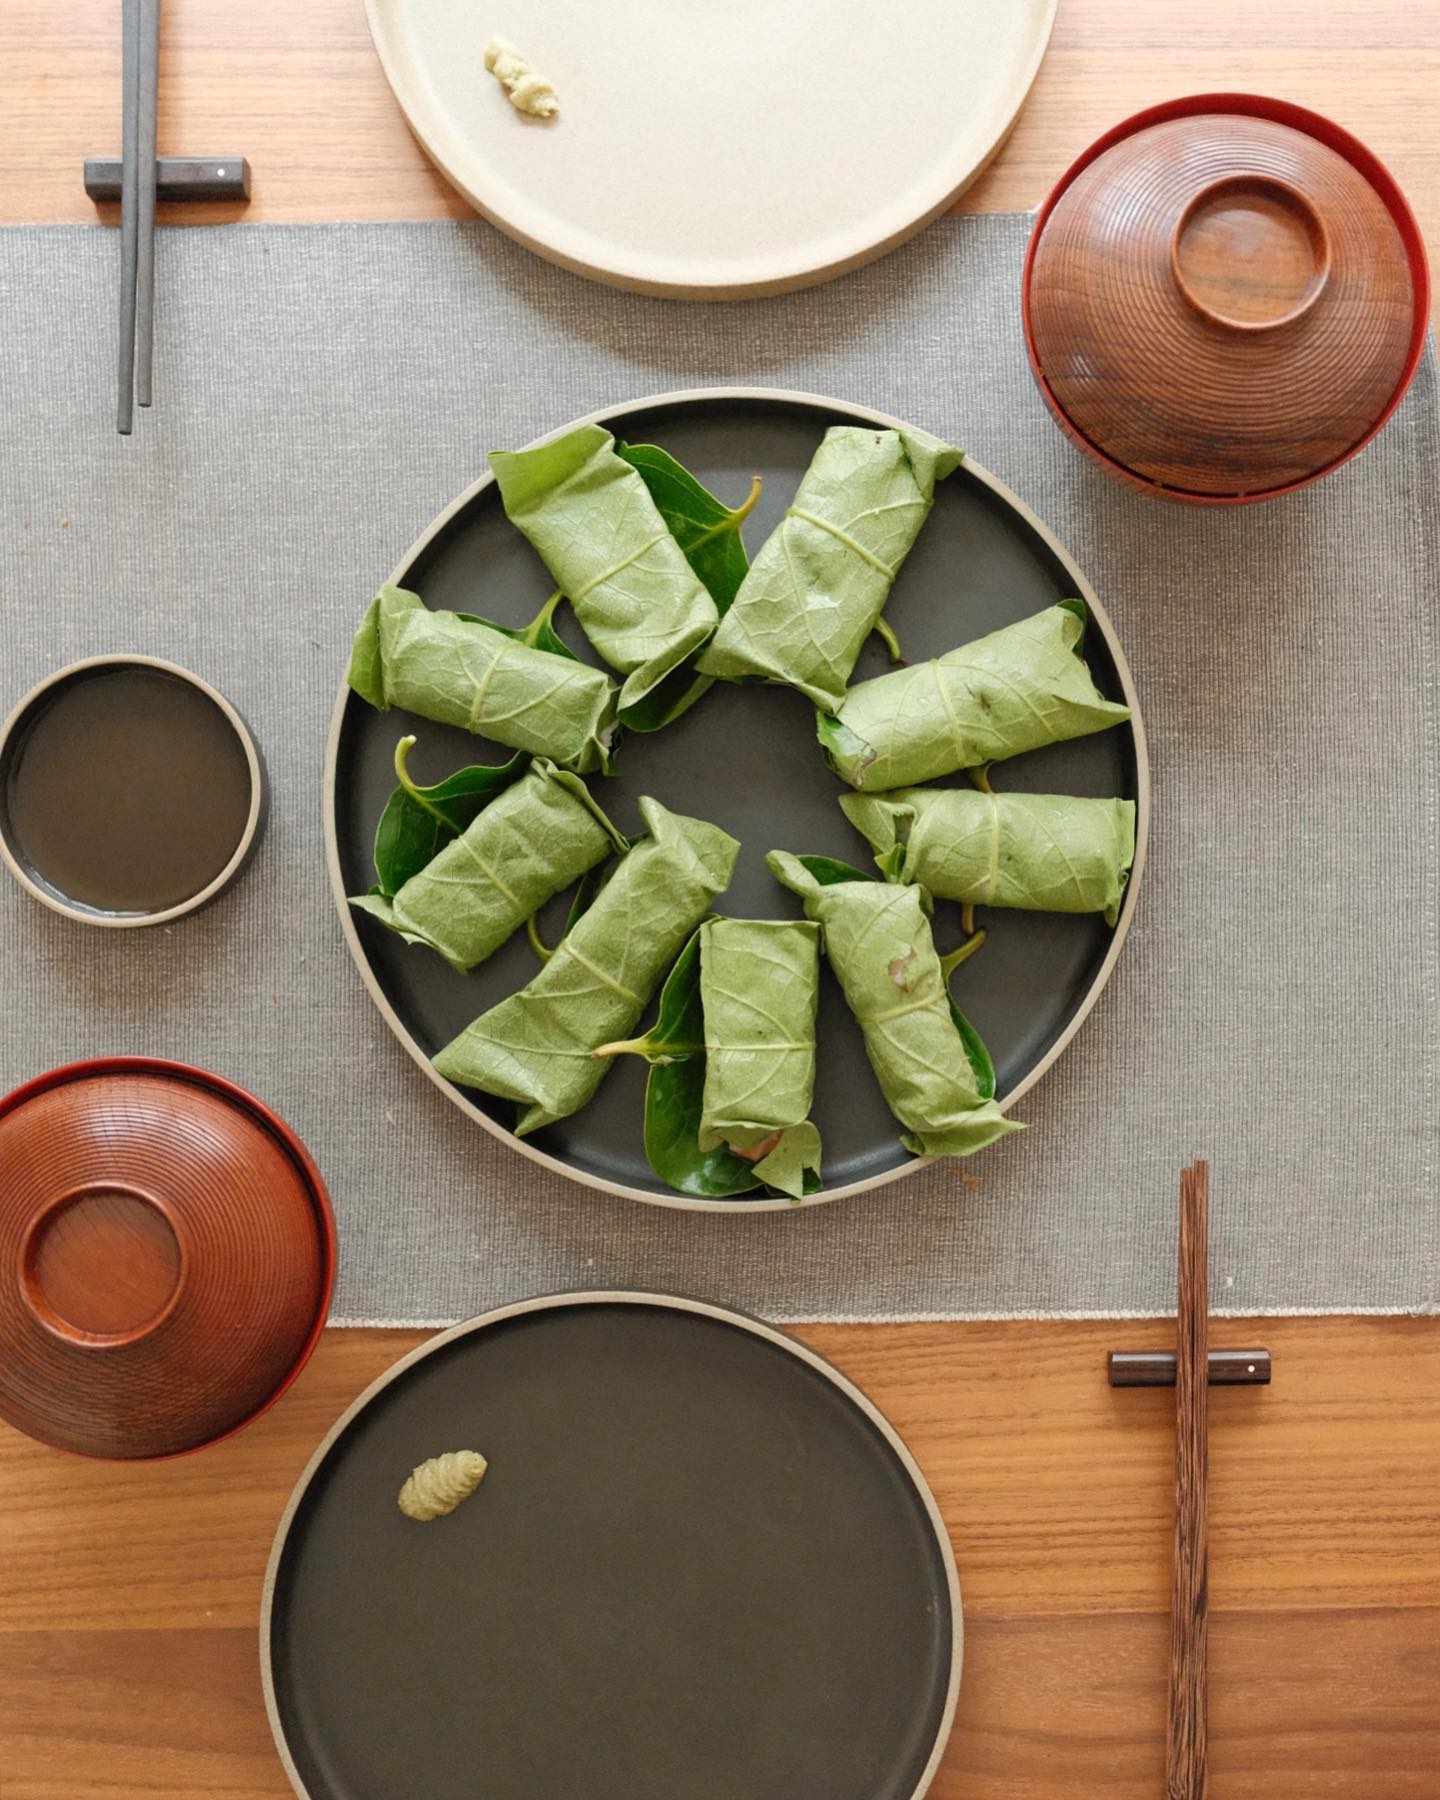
[1108,1348,1271,1387]
[84,156,252,203]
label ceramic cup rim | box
[0,652,266,928]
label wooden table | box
[1,5,1437,1796]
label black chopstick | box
[117,0,140,434]
[134,0,160,408]
[1166,1159,1210,1799]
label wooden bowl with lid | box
[1023,94,1430,503]
[0,1058,335,1459]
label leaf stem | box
[682,474,764,552]
[961,901,976,937]
[732,473,763,525]
[939,929,987,978]
[968,764,995,796]
[873,615,904,663]
[592,1034,705,1060]
[526,915,554,962]
[522,589,564,646]
[392,735,452,827]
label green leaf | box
[823,603,1130,793]
[646,1054,764,1197]
[353,757,626,973]
[815,709,874,782]
[463,588,577,661]
[489,424,720,715]
[875,843,908,883]
[348,584,618,775]
[561,844,629,939]
[695,918,822,1200]
[947,997,996,1101]
[697,425,963,711]
[841,787,1137,925]
[432,800,740,1136]
[613,445,761,734]
[766,850,1018,1160]
[794,853,875,887]
[617,445,758,614]
[752,1122,823,1201]
[347,594,386,707]
[370,735,526,897]
[596,928,709,1063]
[626,934,762,1197]
[597,922,823,1201]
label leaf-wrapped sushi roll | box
[819,602,1130,792]
[697,425,963,711]
[597,919,822,1201]
[842,785,1137,926]
[351,755,626,972]
[490,425,720,716]
[433,799,740,1135]
[767,852,1020,1159]
[348,583,617,774]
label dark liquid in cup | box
[4,666,253,914]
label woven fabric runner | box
[2,214,1436,1323]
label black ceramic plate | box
[324,389,1148,1208]
[262,1294,960,1800]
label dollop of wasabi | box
[484,37,559,120]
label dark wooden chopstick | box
[1167,1159,1210,1799]
[134,0,160,408]
[117,0,140,434]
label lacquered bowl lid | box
[1024,94,1430,501]
[0,1058,335,1459]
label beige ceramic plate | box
[365,0,1057,297]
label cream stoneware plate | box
[325,388,1149,1213]
[364,0,1057,297]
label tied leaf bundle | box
[351,751,625,973]
[348,584,617,774]
[613,442,760,732]
[697,425,963,710]
[490,425,720,717]
[842,784,1137,926]
[766,852,1021,1159]
[433,799,740,1135]
[596,919,822,1201]
[819,602,1130,792]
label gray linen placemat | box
[2,215,1436,1323]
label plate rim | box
[323,384,1152,1212]
[259,1289,964,1800]
[362,0,1058,299]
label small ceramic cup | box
[0,653,267,927]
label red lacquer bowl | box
[1023,94,1430,503]
[0,1058,335,1459]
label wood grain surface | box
[2,1317,1438,1798]
[1,0,1438,269]
[1,3,1438,1795]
